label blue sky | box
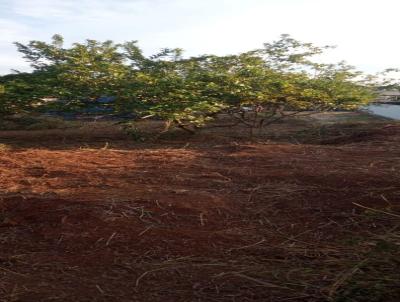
[0,0,399,75]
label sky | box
[0,0,399,75]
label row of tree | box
[0,34,382,132]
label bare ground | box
[0,113,399,302]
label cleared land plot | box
[0,113,399,301]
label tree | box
[14,35,131,101]
[0,34,376,136]
[0,71,55,114]
[208,36,375,134]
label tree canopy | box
[0,34,377,131]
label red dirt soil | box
[0,123,400,301]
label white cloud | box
[0,0,399,75]
[12,0,78,18]
[0,19,33,74]
[0,19,31,42]
[0,54,29,73]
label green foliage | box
[377,68,400,90]
[119,122,145,141]
[0,34,378,133]
[0,72,51,114]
